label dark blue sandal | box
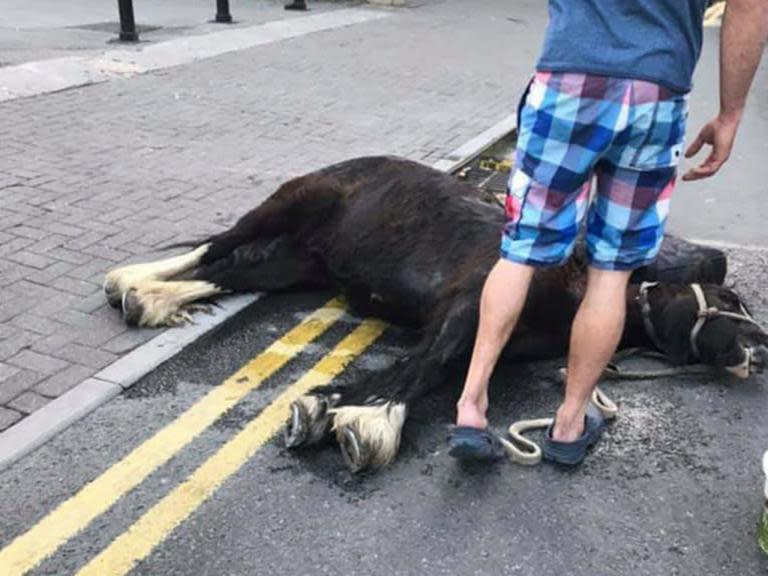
[448,426,506,461]
[542,404,605,466]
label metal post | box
[215,0,233,23]
[285,0,307,10]
[117,0,139,42]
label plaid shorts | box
[501,72,689,270]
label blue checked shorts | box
[501,72,689,270]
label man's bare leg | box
[455,258,535,429]
[552,267,631,442]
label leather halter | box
[639,281,762,364]
[638,282,664,351]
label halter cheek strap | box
[688,283,762,360]
[638,282,664,351]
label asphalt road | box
[0,244,766,576]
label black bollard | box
[285,0,307,10]
[215,0,233,23]
[118,0,139,42]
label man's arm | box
[683,0,768,181]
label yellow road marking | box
[0,299,345,576]
[77,318,387,576]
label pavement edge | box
[0,114,516,472]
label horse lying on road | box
[103,156,768,473]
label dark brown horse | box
[103,156,768,472]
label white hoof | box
[284,394,337,448]
[331,402,406,473]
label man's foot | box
[551,405,586,443]
[448,427,506,461]
[542,405,605,466]
[284,1,307,10]
[455,398,488,430]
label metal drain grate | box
[454,127,518,200]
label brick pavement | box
[0,0,548,430]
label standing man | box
[449,0,768,465]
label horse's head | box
[643,283,768,378]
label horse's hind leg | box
[104,244,210,308]
[121,279,222,327]
[117,237,324,327]
[106,173,342,326]
[287,295,478,473]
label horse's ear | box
[659,298,696,364]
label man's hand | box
[683,0,768,182]
[682,113,740,181]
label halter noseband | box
[638,282,762,376]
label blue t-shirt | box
[537,0,709,93]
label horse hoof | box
[285,401,309,448]
[285,395,335,448]
[121,288,144,327]
[339,426,368,474]
[104,280,124,309]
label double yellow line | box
[0,299,387,575]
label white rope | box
[501,385,617,466]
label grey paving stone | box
[5,251,57,269]
[29,329,81,355]
[7,391,50,414]
[50,343,117,369]
[25,234,67,255]
[9,313,65,336]
[7,225,48,240]
[40,247,92,265]
[0,407,22,432]
[23,260,76,284]
[48,276,100,297]
[0,325,17,339]
[0,263,27,289]
[7,349,70,375]
[0,369,45,404]
[46,222,85,237]
[0,330,38,360]
[65,257,112,281]
[34,364,95,398]
[71,314,126,347]
[73,291,111,314]
[32,291,86,317]
[0,363,20,383]
[0,237,33,256]
[101,329,156,355]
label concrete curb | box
[0,294,257,471]
[0,114,517,472]
[0,379,121,470]
[431,114,516,174]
